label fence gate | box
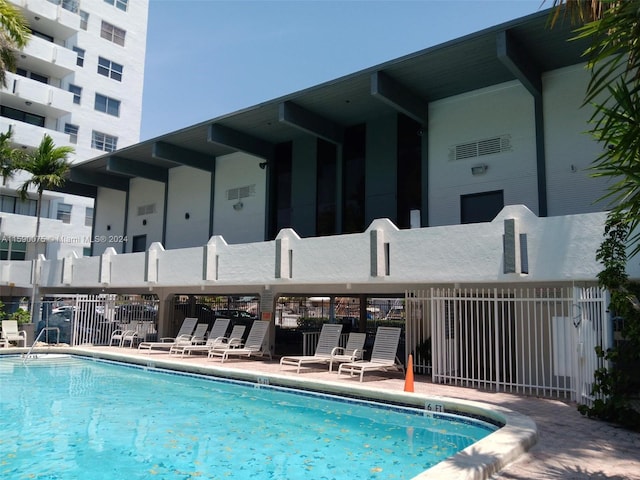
[65,294,159,346]
[406,286,609,402]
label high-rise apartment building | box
[0,0,149,260]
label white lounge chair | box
[139,318,223,354]
[109,327,134,347]
[329,332,366,372]
[161,317,198,342]
[169,320,230,356]
[172,324,246,358]
[208,320,271,363]
[338,327,404,382]
[279,323,343,373]
[1,320,27,347]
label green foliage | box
[581,213,640,430]
[9,308,31,325]
[550,0,640,430]
[0,0,30,87]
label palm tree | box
[18,134,74,249]
[0,0,30,87]
[550,0,640,254]
[0,128,24,180]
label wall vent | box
[227,184,256,201]
[449,135,511,161]
[137,203,156,216]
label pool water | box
[0,355,497,479]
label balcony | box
[19,35,76,79]
[0,117,71,150]
[2,72,74,118]
[8,0,79,42]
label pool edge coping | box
[2,346,537,480]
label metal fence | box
[35,294,159,346]
[405,286,610,404]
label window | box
[68,84,82,104]
[396,114,422,229]
[0,240,26,260]
[100,21,126,46]
[30,29,53,42]
[104,0,128,11]
[79,10,89,30]
[0,105,45,127]
[97,57,123,81]
[94,93,120,116]
[16,68,48,84]
[91,131,118,152]
[47,0,79,13]
[342,124,366,234]
[64,123,79,144]
[57,203,72,224]
[0,195,16,214]
[82,247,91,257]
[72,46,85,67]
[85,207,94,227]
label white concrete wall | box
[543,64,609,216]
[126,178,164,253]
[428,81,538,226]
[17,206,640,295]
[165,166,212,249]
[212,152,267,244]
[93,187,127,255]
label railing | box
[23,327,60,363]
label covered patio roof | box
[65,8,588,196]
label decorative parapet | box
[62,252,79,285]
[99,247,117,285]
[145,243,165,284]
[203,236,227,281]
[275,229,300,279]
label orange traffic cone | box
[404,354,415,392]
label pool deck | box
[4,345,640,479]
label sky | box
[140,0,546,141]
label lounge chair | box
[329,332,366,372]
[208,320,271,363]
[139,319,228,354]
[161,317,198,342]
[279,323,343,373]
[109,327,134,347]
[1,320,27,347]
[171,324,246,358]
[338,327,404,382]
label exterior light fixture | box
[233,201,243,211]
[471,164,488,175]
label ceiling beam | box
[278,100,343,145]
[68,169,129,191]
[54,180,98,198]
[152,141,216,172]
[106,156,168,183]
[208,123,274,161]
[496,30,542,96]
[370,71,428,124]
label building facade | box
[0,0,149,260]
[1,8,634,338]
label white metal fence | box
[37,295,159,346]
[405,286,610,404]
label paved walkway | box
[8,346,640,479]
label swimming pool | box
[0,354,498,479]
